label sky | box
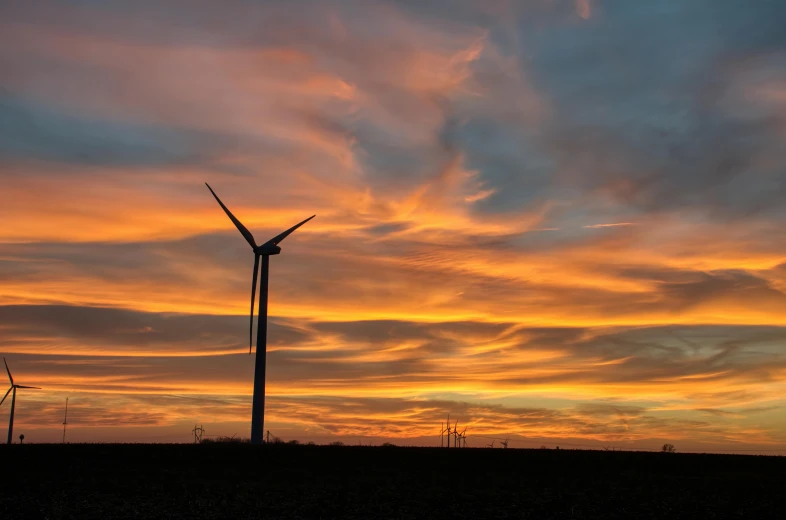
[1,0,785,452]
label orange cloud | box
[2,0,786,451]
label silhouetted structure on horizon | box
[457,426,467,447]
[192,424,205,443]
[442,414,452,447]
[1,358,41,444]
[205,183,315,445]
[62,397,69,444]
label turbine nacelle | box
[254,244,282,256]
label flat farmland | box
[0,445,783,519]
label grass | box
[0,444,784,519]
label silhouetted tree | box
[287,439,300,445]
[381,442,397,447]
[200,436,249,444]
[661,443,676,453]
[329,441,345,446]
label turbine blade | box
[0,386,11,406]
[249,254,260,354]
[3,357,12,385]
[263,215,315,246]
[16,385,41,389]
[205,183,258,249]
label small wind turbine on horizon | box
[192,424,205,444]
[440,416,452,448]
[62,397,69,444]
[205,183,315,445]
[457,426,467,448]
[1,358,41,445]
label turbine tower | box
[62,397,69,444]
[1,358,41,445]
[206,183,315,445]
[440,421,451,448]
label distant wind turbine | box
[1,358,41,445]
[440,419,453,448]
[62,397,69,444]
[458,426,467,448]
[205,183,315,445]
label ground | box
[0,444,783,519]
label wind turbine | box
[458,426,467,448]
[62,397,69,444]
[205,183,315,445]
[1,358,41,445]
[444,414,452,448]
[440,421,450,448]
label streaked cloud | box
[1,0,785,451]
[583,223,635,229]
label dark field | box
[1,445,784,519]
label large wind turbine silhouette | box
[1,358,41,445]
[206,183,315,445]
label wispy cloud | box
[2,0,786,450]
[583,223,636,229]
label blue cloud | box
[0,93,231,167]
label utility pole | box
[192,424,204,443]
[266,430,271,444]
[62,397,69,443]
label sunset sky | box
[2,0,785,452]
